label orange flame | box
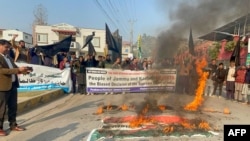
[184,58,209,111]
[158,105,166,111]
[223,108,231,114]
[181,120,196,129]
[96,106,103,114]
[129,104,152,128]
[163,126,174,133]
[198,121,210,131]
[121,104,128,111]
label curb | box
[17,89,65,114]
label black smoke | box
[156,0,250,58]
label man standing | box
[204,59,217,96]
[11,34,29,63]
[212,63,226,98]
[0,39,30,136]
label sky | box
[0,0,180,42]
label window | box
[8,34,12,36]
[125,49,129,53]
[25,35,28,39]
[83,36,100,48]
[37,33,48,43]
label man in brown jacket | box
[0,39,30,136]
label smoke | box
[156,0,250,58]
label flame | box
[158,105,166,111]
[181,120,196,129]
[106,103,112,110]
[163,126,174,133]
[96,106,103,114]
[223,108,231,114]
[198,121,210,131]
[184,58,209,111]
[129,104,152,128]
[121,104,128,111]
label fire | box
[121,104,128,111]
[181,120,196,129]
[198,120,210,131]
[96,106,103,115]
[184,58,209,111]
[129,104,153,128]
[223,108,231,114]
[106,103,112,110]
[163,126,174,133]
[158,105,166,111]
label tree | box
[32,4,48,44]
[33,4,48,25]
[208,42,221,59]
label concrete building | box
[1,29,33,48]
[122,41,131,60]
[34,23,106,57]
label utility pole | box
[129,19,137,54]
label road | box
[1,93,250,141]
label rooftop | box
[199,13,250,41]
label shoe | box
[87,93,90,95]
[10,126,25,131]
[0,129,7,136]
[105,92,109,95]
[110,92,114,95]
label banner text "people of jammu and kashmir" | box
[86,68,177,93]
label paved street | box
[1,93,250,141]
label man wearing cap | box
[0,39,31,136]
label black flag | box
[189,27,195,55]
[36,35,72,57]
[88,42,96,55]
[230,39,241,67]
[105,23,120,53]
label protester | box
[11,35,29,63]
[29,45,42,65]
[212,63,226,98]
[85,53,97,68]
[121,57,131,70]
[242,64,250,104]
[96,55,105,68]
[188,59,198,95]
[225,60,236,100]
[129,58,139,70]
[234,65,247,102]
[176,61,189,94]
[112,57,122,69]
[0,39,31,136]
[74,56,86,94]
[59,56,70,70]
[204,59,218,96]
[70,53,78,94]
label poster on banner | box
[86,68,177,93]
[16,63,72,93]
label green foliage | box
[225,41,245,51]
[208,42,221,59]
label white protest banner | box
[86,68,177,93]
[16,63,72,93]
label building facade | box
[122,41,131,60]
[1,29,33,48]
[34,23,106,57]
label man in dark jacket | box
[212,63,226,98]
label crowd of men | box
[8,35,250,103]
